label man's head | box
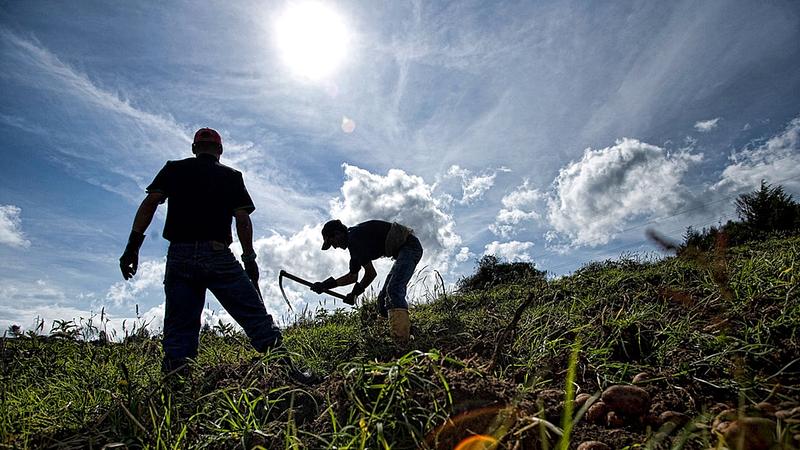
[192,128,223,158]
[321,219,348,250]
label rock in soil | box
[711,409,739,433]
[576,441,611,450]
[645,412,662,427]
[575,393,592,409]
[632,372,649,384]
[775,406,800,420]
[606,411,625,428]
[586,401,607,424]
[659,411,689,427]
[754,402,777,415]
[716,417,776,450]
[601,385,651,418]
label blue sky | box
[1,0,799,333]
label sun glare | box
[274,2,351,81]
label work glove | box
[311,277,337,294]
[344,282,365,306]
[242,253,259,288]
[119,230,145,280]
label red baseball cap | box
[193,128,222,146]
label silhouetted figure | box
[313,219,423,345]
[119,128,282,375]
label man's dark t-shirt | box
[347,220,392,273]
[146,154,255,245]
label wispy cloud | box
[715,116,800,195]
[0,205,31,248]
[694,117,721,132]
[1,28,323,232]
[1,29,191,147]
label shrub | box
[735,180,799,232]
[457,255,545,292]
[681,182,800,252]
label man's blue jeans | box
[162,242,281,372]
[377,235,423,316]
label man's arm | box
[234,209,255,256]
[235,209,260,290]
[319,260,375,289]
[120,193,164,280]
[335,271,359,286]
[359,260,377,290]
[132,193,164,233]
[334,261,376,305]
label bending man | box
[313,219,423,344]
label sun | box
[273,2,352,81]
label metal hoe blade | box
[278,270,295,311]
[278,270,348,309]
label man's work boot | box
[388,308,411,347]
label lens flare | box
[341,116,356,133]
[455,434,498,450]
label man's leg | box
[386,237,423,344]
[206,250,282,352]
[375,270,393,318]
[162,259,206,374]
[385,238,423,310]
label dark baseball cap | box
[321,219,346,250]
[193,128,222,146]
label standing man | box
[119,128,283,375]
[312,219,423,345]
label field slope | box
[2,236,799,449]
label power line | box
[541,211,738,274]
[544,172,800,251]
[532,170,800,271]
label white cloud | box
[135,302,238,336]
[92,164,465,326]
[446,165,499,204]
[483,240,534,262]
[0,205,30,248]
[105,259,166,306]
[249,225,354,315]
[0,278,80,333]
[694,117,721,132]
[490,181,545,237]
[455,246,474,263]
[714,117,800,196]
[547,138,702,247]
[330,164,462,271]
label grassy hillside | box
[2,236,799,449]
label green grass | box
[1,236,799,449]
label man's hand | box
[119,230,145,280]
[119,250,138,280]
[243,258,259,288]
[311,277,337,294]
[343,281,365,305]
